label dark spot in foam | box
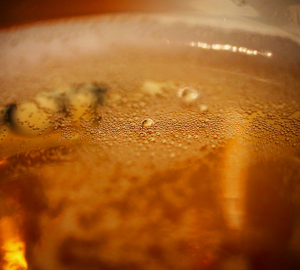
[92,83,108,106]
[3,103,17,129]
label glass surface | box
[1,2,300,270]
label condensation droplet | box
[179,87,199,103]
[141,118,154,127]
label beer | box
[1,15,300,270]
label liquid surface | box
[1,18,300,270]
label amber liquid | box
[1,19,300,270]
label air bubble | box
[141,80,164,95]
[141,118,154,127]
[178,87,199,103]
[199,104,208,112]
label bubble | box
[179,87,199,103]
[35,91,62,112]
[141,80,164,96]
[141,118,154,127]
[10,102,50,136]
[199,104,208,112]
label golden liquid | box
[1,21,300,270]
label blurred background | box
[0,0,180,28]
[1,0,300,31]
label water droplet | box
[141,118,154,127]
[179,87,198,103]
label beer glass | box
[1,1,300,269]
